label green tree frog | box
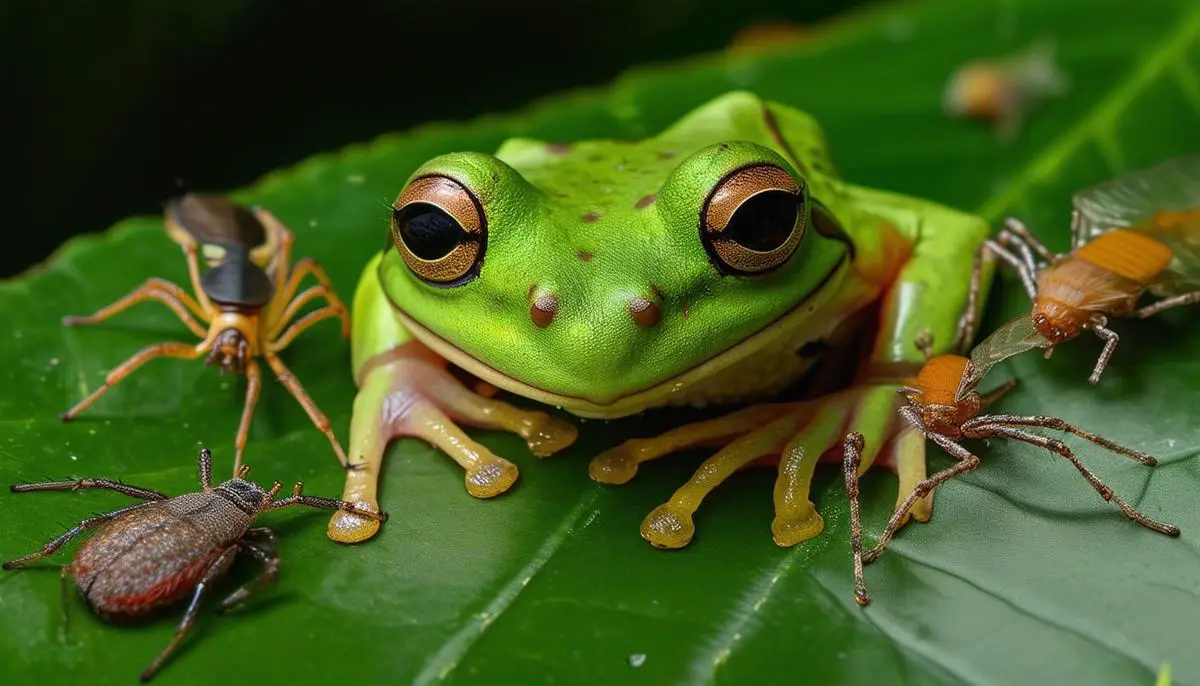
[327,91,992,549]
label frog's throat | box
[391,255,852,419]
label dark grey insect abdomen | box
[200,257,275,308]
[72,492,254,619]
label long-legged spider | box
[60,194,352,476]
[843,329,1180,606]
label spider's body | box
[60,194,352,476]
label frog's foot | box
[589,404,798,485]
[327,354,579,543]
[594,386,932,549]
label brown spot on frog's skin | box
[628,296,660,328]
[659,150,677,160]
[577,250,594,262]
[582,212,602,223]
[635,194,656,209]
[530,293,559,328]
[546,143,572,155]
[681,302,690,320]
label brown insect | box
[843,327,1180,606]
[2,447,388,682]
[941,38,1069,141]
[60,194,353,476]
[956,156,1200,385]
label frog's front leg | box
[593,193,989,549]
[328,254,578,543]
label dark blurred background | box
[1,0,867,278]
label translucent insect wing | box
[1073,156,1200,294]
[164,194,269,251]
[958,315,1052,398]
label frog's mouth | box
[388,252,866,419]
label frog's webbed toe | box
[327,353,578,543]
[593,386,931,549]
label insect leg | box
[217,529,279,614]
[139,546,239,683]
[60,342,205,421]
[181,245,214,314]
[266,304,348,353]
[251,206,295,291]
[2,502,153,569]
[10,478,167,500]
[231,360,263,478]
[983,426,1179,536]
[61,277,210,338]
[266,482,389,521]
[1134,291,1200,319]
[1087,323,1120,385]
[266,258,350,338]
[841,432,871,606]
[977,378,1020,411]
[1001,217,1056,264]
[966,413,1157,465]
[862,432,981,565]
[262,353,349,469]
[953,239,1038,350]
[952,241,994,351]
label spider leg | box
[60,342,207,421]
[979,424,1179,536]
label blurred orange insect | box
[956,155,1200,385]
[942,39,1069,141]
[843,324,1180,607]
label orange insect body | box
[1031,230,1175,343]
[914,355,969,406]
[1074,229,1174,284]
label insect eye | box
[701,164,806,275]
[392,175,486,285]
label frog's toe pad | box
[465,459,520,498]
[589,445,639,484]
[327,506,383,544]
[771,504,824,547]
[524,414,579,457]
[640,504,695,549]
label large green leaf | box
[3,0,1200,683]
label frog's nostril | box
[628,296,660,328]
[530,292,559,328]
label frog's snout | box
[527,283,666,331]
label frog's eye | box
[701,164,806,275]
[391,175,486,284]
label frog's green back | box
[494,91,843,218]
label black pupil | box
[396,204,469,260]
[724,190,798,252]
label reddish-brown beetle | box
[2,447,388,682]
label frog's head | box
[379,131,852,417]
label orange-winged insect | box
[842,323,1180,606]
[60,194,352,476]
[956,155,1200,385]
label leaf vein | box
[412,491,602,685]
